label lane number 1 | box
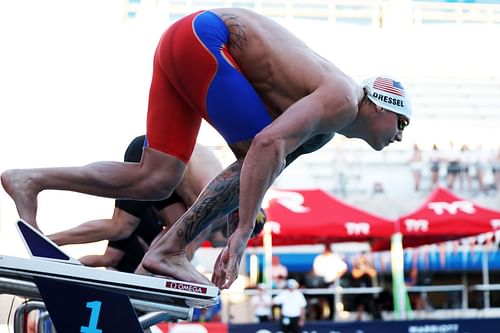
[80,301,103,333]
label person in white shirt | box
[312,243,347,319]
[313,243,348,287]
[273,279,307,333]
[250,283,273,322]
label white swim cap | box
[362,76,412,121]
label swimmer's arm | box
[79,247,125,268]
[227,211,239,236]
[238,89,341,237]
[182,161,242,243]
[48,208,140,246]
[212,90,344,288]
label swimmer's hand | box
[212,229,251,289]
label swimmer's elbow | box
[252,132,287,161]
[251,134,287,174]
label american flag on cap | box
[373,77,405,97]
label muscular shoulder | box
[314,73,361,131]
[210,7,309,66]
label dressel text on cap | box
[372,92,405,107]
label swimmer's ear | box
[373,104,384,114]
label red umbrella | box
[247,189,395,246]
[397,187,500,248]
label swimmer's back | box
[210,8,353,117]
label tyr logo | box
[405,219,429,232]
[345,222,370,235]
[427,201,475,215]
[491,219,500,230]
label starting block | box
[0,220,219,332]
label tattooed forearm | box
[181,160,243,243]
[227,211,240,237]
[219,13,247,51]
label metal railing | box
[13,301,49,333]
[407,284,468,312]
[227,283,497,322]
[125,0,500,25]
[470,283,500,309]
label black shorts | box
[447,162,461,175]
[281,316,300,333]
[115,191,183,218]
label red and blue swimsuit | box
[146,10,272,163]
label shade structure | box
[247,188,395,247]
[397,187,500,248]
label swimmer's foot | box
[1,169,40,228]
[142,250,213,286]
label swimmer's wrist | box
[236,223,254,236]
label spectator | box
[312,243,347,320]
[272,256,288,289]
[351,251,378,320]
[250,283,273,322]
[492,146,500,192]
[473,144,489,194]
[405,266,428,311]
[459,144,473,193]
[352,251,377,287]
[313,243,348,287]
[409,143,424,192]
[428,144,442,189]
[273,279,307,333]
[445,141,461,191]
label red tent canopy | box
[247,189,396,246]
[397,187,500,248]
